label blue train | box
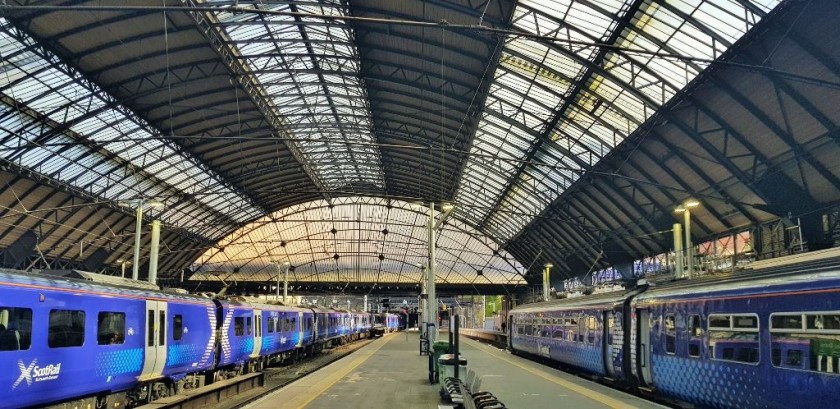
[0,269,400,408]
[508,255,840,408]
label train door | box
[603,311,616,378]
[141,300,168,380]
[507,315,514,349]
[251,309,262,358]
[297,312,305,347]
[636,309,653,385]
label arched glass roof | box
[203,0,386,191]
[0,17,262,241]
[3,0,833,287]
[190,196,526,285]
[454,0,781,242]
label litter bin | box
[438,353,468,382]
[432,341,450,383]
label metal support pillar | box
[542,263,552,301]
[673,223,684,278]
[148,220,161,286]
[684,209,693,278]
[132,203,143,281]
[283,264,289,303]
[428,203,437,343]
[275,263,281,301]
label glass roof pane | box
[454,0,781,242]
[0,19,261,238]
[205,1,384,191]
[191,197,526,285]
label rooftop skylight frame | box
[206,0,384,191]
[193,197,527,285]
[454,0,780,242]
[0,20,262,240]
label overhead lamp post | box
[276,261,291,302]
[121,198,164,281]
[543,262,553,301]
[118,259,129,278]
[674,199,700,279]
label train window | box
[0,307,32,351]
[786,350,803,367]
[770,311,840,374]
[517,326,524,335]
[665,315,676,354]
[267,317,274,333]
[734,316,758,329]
[807,314,840,330]
[97,312,125,345]
[688,343,700,357]
[772,315,803,330]
[722,347,735,360]
[234,317,245,336]
[49,309,85,348]
[553,330,564,339]
[587,316,596,344]
[173,315,183,341]
[246,316,252,335]
[689,315,702,337]
[709,314,759,364]
[688,315,702,358]
[709,315,731,328]
[578,316,585,342]
[148,310,155,346]
[159,311,166,345]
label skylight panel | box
[0,19,262,235]
[565,1,615,39]
[456,0,781,242]
[194,198,526,285]
[205,2,383,191]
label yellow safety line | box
[463,338,638,409]
[296,335,394,409]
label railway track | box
[137,336,378,409]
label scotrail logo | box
[13,359,62,389]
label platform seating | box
[440,369,506,409]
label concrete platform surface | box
[457,336,668,409]
[244,332,440,409]
[244,331,667,409]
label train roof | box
[635,265,840,302]
[511,251,840,311]
[218,298,311,312]
[511,288,636,313]
[0,268,213,303]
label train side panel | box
[163,301,216,378]
[509,308,604,376]
[215,302,254,367]
[0,280,145,408]
[634,277,840,409]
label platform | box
[244,331,666,409]
[456,336,666,409]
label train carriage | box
[631,269,840,408]
[0,270,216,409]
[257,303,308,360]
[508,291,632,378]
[508,257,840,409]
